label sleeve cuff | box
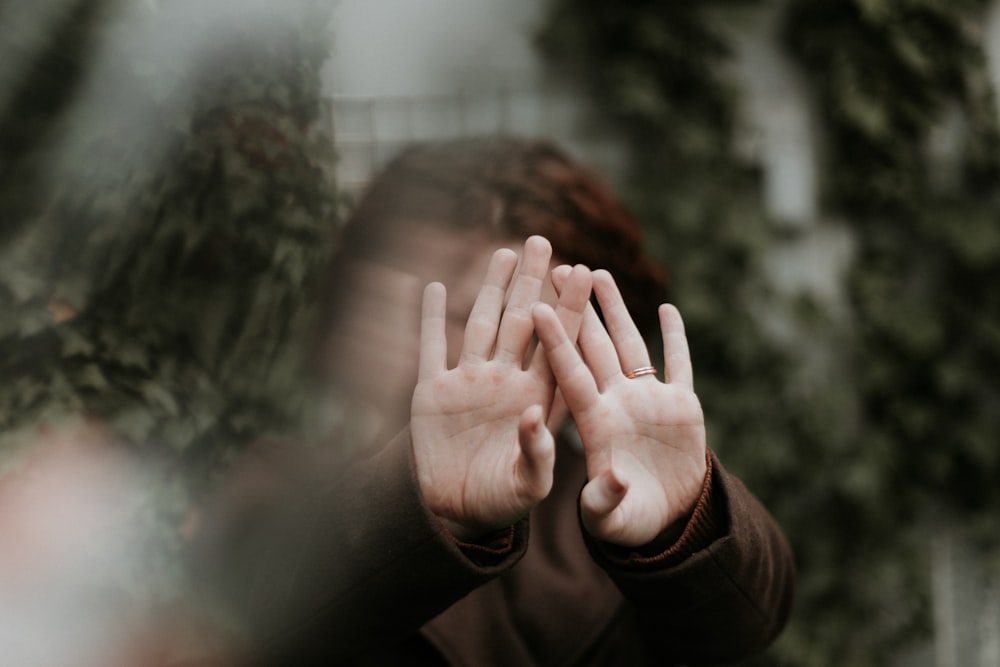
[446,523,523,568]
[594,449,725,569]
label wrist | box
[437,515,481,542]
[437,514,517,544]
[595,450,720,566]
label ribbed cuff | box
[597,449,723,569]
[447,523,523,568]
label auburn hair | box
[325,137,667,335]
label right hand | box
[532,271,708,547]
[409,236,592,540]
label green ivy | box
[540,0,1000,665]
[0,0,338,591]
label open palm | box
[410,237,591,540]
[534,270,707,547]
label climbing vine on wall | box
[784,0,1000,518]
[781,5,1000,660]
[539,0,1000,665]
[0,0,338,586]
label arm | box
[533,270,708,547]
[533,269,794,663]
[192,430,530,665]
[189,237,594,664]
[585,450,795,664]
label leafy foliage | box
[540,0,1000,665]
[0,0,337,579]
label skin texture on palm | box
[409,236,593,541]
[410,233,707,549]
[533,269,707,548]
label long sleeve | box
[584,451,796,665]
[188,429,528,665]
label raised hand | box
[533,269,707,548]
[410,236,592,541]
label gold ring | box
[624,366,656,379]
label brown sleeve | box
[188,428,528,665]
[591,449,723,568]
[583,451,796,664]
[447,524,521,568]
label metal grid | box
[326,88,553,196]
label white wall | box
[323,0,541,97]
[321,0,823,226]
[322,0,622,192]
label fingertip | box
[518,405,555,475]
[422,282,446,312]
[531,302,561,331]
[591,269,620,302]
[525,234,552,254]
[493,247,519,264]
[592,268,613,284]
[531,300,554,316]
[581,470,627,516]
[531,304,566,349]
[659,303,685,332]
[550,265,592,301]
[570,263,593,288]
[521,403,545,427]
[551,264,572,288]
[600,468,627,497]
[521,236,553,269]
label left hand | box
[533,269,707,547]
[410,237,593,541]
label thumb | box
[580,469,628,535]
[515,404,555,501]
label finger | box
[580,469,627,534]
[660,303,694,391]
[576,299,623,392]
[532,302,601,415]
[549,264,592,343]
[418,282,448,381]
[495,236,552,364]
[530,264,592,377]
[461,248,519,364]
[592,270,653,379]
[558,268,627,388]
[550,263,572,294]
[543,262,574,358]
[515,404,555,500]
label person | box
[190,138,795,666]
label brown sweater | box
[192,429,795,666]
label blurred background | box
[2,0,999,665]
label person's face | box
[324,223,559,423]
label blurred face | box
[324,223,559,427]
